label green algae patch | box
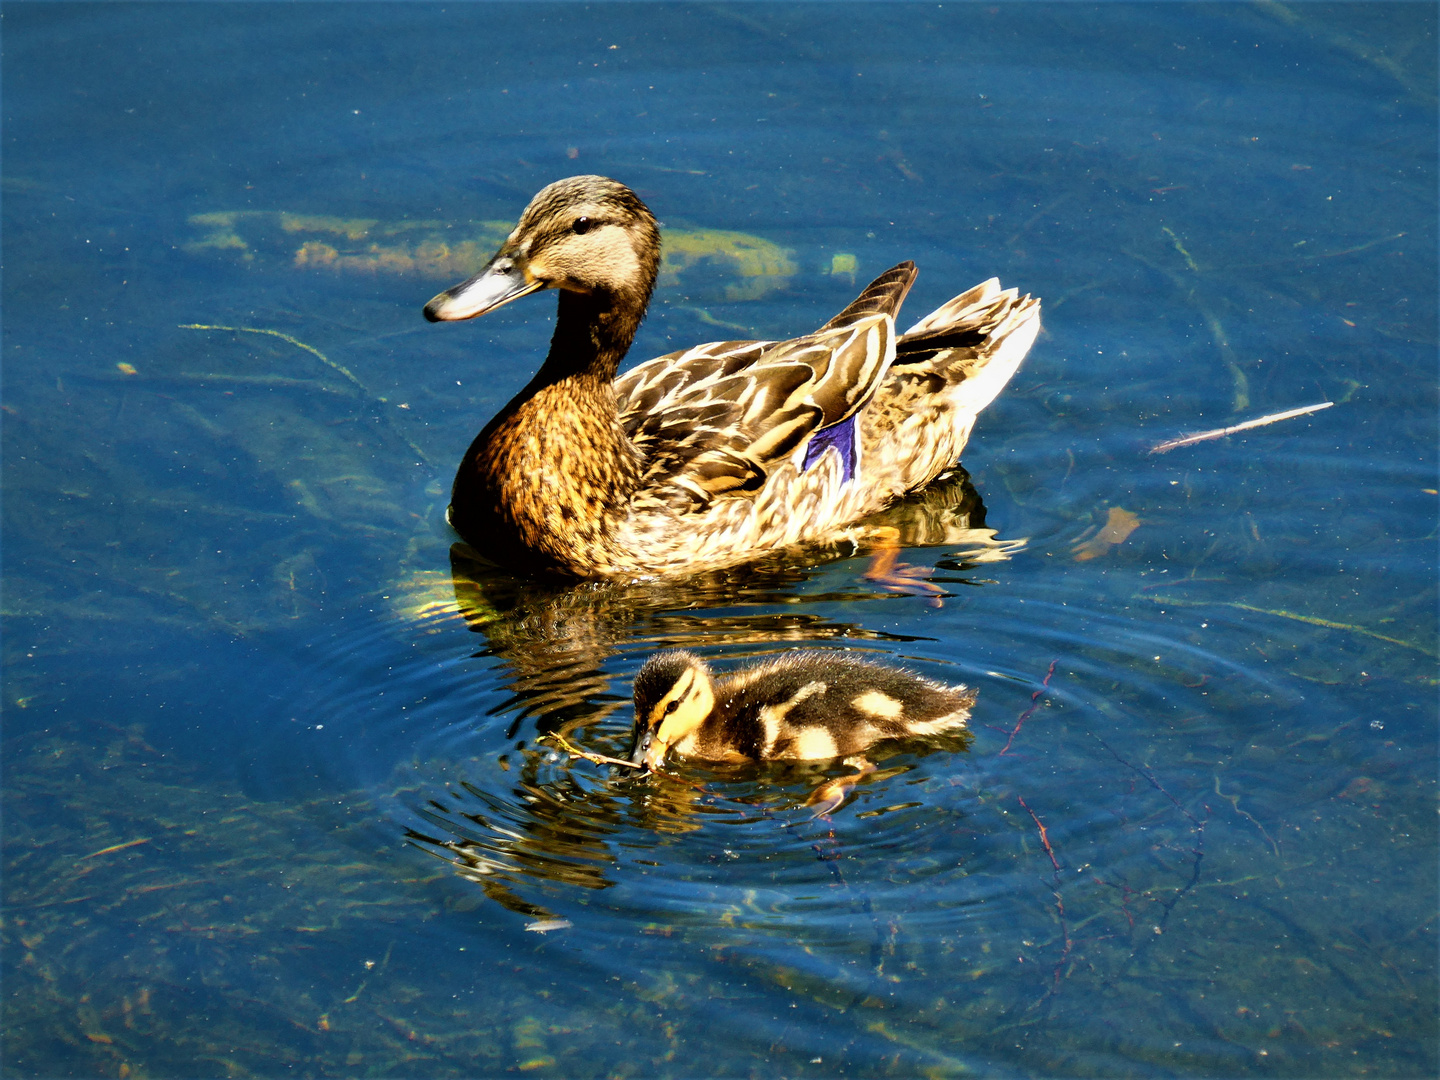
[184,211,796,300]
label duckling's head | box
[425,175,660,323]
[629,650,717,771]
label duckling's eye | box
[664,699,680,714]
[572,216,592,235]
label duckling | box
[628,649,975,772]
[424,175,1040,579]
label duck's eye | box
[572,216,592,235]
[664,699,680,715]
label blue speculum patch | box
[801,415,858,481]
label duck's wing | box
[817,261,917,330]
[616,263,918,512]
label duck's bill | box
[424,260,543,322]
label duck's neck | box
[541,289,644,382]
[451,289,647,573]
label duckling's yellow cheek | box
[792,727,840,760]
[655,715,682,746]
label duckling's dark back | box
[714,651,974,760]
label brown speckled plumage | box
[424,175,1040,578]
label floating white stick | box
[1148,402,1334,454]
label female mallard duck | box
[425,175,1040,578]
[628,649,975,772]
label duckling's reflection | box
[407,469,1012,917]
[406,737,978,924]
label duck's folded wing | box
[617,314,897,512]
[817,260,916,330]
[614,338,773,417]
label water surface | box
[3,3,1435,1076]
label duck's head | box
[424,175,661,323]
[629,650,717,772]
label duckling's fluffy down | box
[633,649,974,764]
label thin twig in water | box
[1141,596,1434,656]
[83,837,151,859]
[1214,773,1280,857]
[540,732,642,769]
[998,659,1057,755]
[1085,726,1208,935]
[1018,794,1071,997]
[1018,795,1060,872]
[1149,402,1333,454]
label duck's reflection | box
[406,469,1013,918]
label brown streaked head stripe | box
[517,176,656,236]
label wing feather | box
[614,268,911,512]
[817,261,917,331]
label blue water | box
[3,3,1435,1076]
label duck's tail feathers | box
[818,262,918,332]
[896,280,1041,417]
[902,277,1009,338]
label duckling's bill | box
[629,727,659,771]
[424,254,544,322]
[629,725,680,773]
